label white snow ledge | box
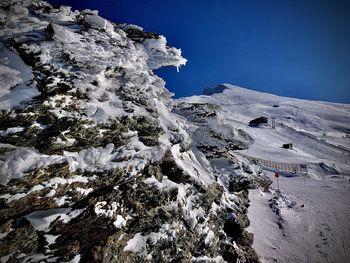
[142,36,187,72]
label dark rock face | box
[0,1,264,262]
[203,84,229,96]
[248,117,268,127]
[0,218,39,259]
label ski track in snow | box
[249,171,350,263]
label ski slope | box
[180,84,350,263]
[180,84,350,178]
[249,171,350,263]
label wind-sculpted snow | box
[0,1,264,262]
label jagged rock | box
[203,84,229,96]
[0,218,39,261]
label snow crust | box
[192,256,225,262]
[123,225,173,256]
[0,43,38,110]
[25,208,83,232]
[142,36,187,71]
[50,23,82,43]
[113,215,127,228]
[0,148,65,185]
[0,175,95,203]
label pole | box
[274,172,280,192]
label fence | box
[238,153,308,175]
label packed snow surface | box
[249,171,350,263]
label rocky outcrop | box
[0,1,269,262]
[202,85,229,96]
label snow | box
[0,184,45,203]
[45,189,56,197]
[0,148,65,185]
[113,215,127,228]
[63,130,152,174]
[0,127,25,136]
[0,228,13,240]
[123,231,168,256]
[248,171,350,263]
[43,175,95,188]
[19,253,58,263]
[16,253,26,259]
[94,201,118,218]
[25,208,79,232]
[0,0,193,261]
[1,253,13,263]
[51,23,81,43]
[181,84,350,178]
[11,4,29,16]
[64,139,151,176]
[192,256,225,262]
[0,83,40,110]
[181,84,349,262]
[204,230,215,245]
[123,233,148,254]
[82,70,127,122]
[0,43,38,110]
[171,144,214,186]
[75,187,93,196]
[44,234,59,248]
[0,43,33,93]
[64,143,117,172]
[0,175,96,202]
[54,195,68,206]
[142,35,187,71]
[84,14,121,40]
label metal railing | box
[238,153,308,176]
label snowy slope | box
[249,172,350,263]
[179,84,350,263]
[179,84,350,178]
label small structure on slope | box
[282,143,293,149]
[248,116,268,127]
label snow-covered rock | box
[0,1,262,262]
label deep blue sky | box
[48,0,350,103]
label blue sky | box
[48,0,350,103]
